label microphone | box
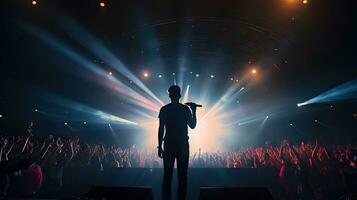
[185,102,203,107]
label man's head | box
[168,85,181,100]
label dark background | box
[0,0,356,145]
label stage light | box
[0,114,2,118]
[108,123,111,127]
[64,122,68,125]
[195,74,199,77]
[83,121,87,125]
[302,0,308,4]
[290,123,293,126]
[158,74,162,78]
[32,0,37,5]
[297,103,302,107]
[230,77,234,81]
[235,79,239,82]
[35,109,38,112]
[266,115,269,119]
[251,69,257,74]
[99,2,105,7]
[314,119,318,123]
[189,71,193,74]
[143,72,149,78]
[108,71,112,76]
[210,74,214,78]
[172,72,175,76]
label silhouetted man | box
[158,85,197,200]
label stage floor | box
[60,168,279,200]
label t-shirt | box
[158,102,192,148]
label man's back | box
[158,85,197,200]
[159,102,192,148]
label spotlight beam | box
[201,85,244,121]
[298,79,357,106]
[97,111,137,125]
[21,23,160,112]
[234,115,267,126]
[60,18,164,106]
[182,85,190,103]
[41,92,138,126]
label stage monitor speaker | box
[83,186,153,200]
[199,187,274,200]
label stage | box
[59,168,279,200]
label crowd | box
[0,125,356,199]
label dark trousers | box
[162,144,189,200]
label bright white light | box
[266,115,269,119]
[230,77,234,81]
[290,123,293,126]
[314,119,318,123]
[297,103,304,107]
[235,79,239,82]
[143,72,149,77]
[210,74,214,78]
[0,114,2,118]
[83,121,87,124]
[172,72,175,75]
[195,74,199,77]
[32,1,37,5]
[64,122,68,125]
[97,111,137,125]
[158,74,162,78]
[35,109,38,112]
[108,123,111,127]
[99,2,105,7]
[108,71,112,76]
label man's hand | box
[158,147,164,158]
[185,102,200,113]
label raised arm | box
[311,140,318,159]
[187,106,197,129]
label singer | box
[158,85,198,200]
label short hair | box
[168,85,181,99]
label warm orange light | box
[99,2,105,7]
[251,69,257,74]
[302,0,308,4]
[32,0,37,5]
[143,72,149,78]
